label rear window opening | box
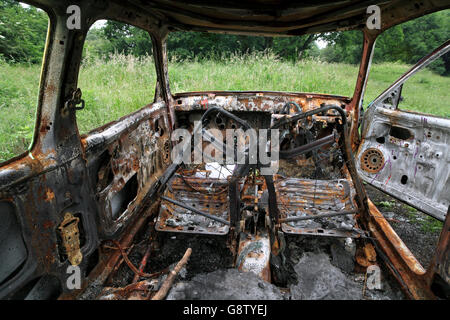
[167,30,363,96]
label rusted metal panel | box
[356,41,450,221]
[274,177,361,238]
[236,232,271,282]
[84,102,171,235]
[349,30,377,150]
[173,92,350,114]
[80,0,450,36]
[425,206,450,297]
[365,199,435,299]
[156,168,231,235]
[58,201,160,300]
[357,107,450,220]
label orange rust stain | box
[81,138,88,150]
[364,243,377,262]
[40,118,50,133]
[367,199,425,274]
[43,221,55,229]
[44,188,55,202]
[132,158,140,172]
[356,242,377,268]
[45,84,56,95]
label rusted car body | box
[0,0,449,300]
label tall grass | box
[77,53,157,132]
[1,53,449,162]
[168,51,359,96]
[0,61,41,161]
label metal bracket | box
[65,88,85,111]
[58,212,83,266]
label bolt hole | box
[376,137,385,144]
[401,175,408,185]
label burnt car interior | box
[0,0,449,300]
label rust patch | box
[43,221,54,229]
[360,148,385,173]
[44,188,55,202]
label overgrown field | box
[1,53,449,162]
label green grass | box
[0,62,41,161]
[376,199,443,235]
[1,52,449,162]
[375,200,396,210]
[168,53,359,96]
[402,205,444,234]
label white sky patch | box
[92,19,107,29]
[20,2,43,12]
[194,162,235,179]
[315,39,328,49]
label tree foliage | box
[322,10,449,74]
[0,1,448,75]
[319,31,363,64]
[166,32,318,60]
[0,1,48,63]
[101,20,152,56]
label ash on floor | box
[289,251,401,300]
[167,268,286,300]
[146,233,234,280]
[285,235,404,300]
[166,235,404,300]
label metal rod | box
[160,195,230,226]
[279,209,358,223]
[279,133,336,159]
[271,104,347,129]
[132,244,152,283]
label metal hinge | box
[58,212,83,266]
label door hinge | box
[58,212,83,266]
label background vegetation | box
[1,1,449,74]
[0,1,449,162]
[2,52,449,162]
